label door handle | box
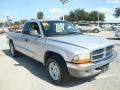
[25,39,28,42]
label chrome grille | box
[92,54,104,60]
[92,45,113,62]
[106,46,113,51]
[92,49,104,55]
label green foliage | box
[114,8,120,18]
[14,21,20,25]
[89,11,98,21]
[37,11,44,19]
[20,19,27,24]
[60,8,105,22]
[60,15,70,21]
[99,13,105,21]
[0,22,4,27]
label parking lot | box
[0,31,120,90]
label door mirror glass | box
[30,30,38,35]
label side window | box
[22,22,31,34]
[79,24,84,26]
[22,22,40,35]
[29,22,40,34]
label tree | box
[37,11,44,19]
[114,8,120,18]
[89,11,105,21]
[0,22,4,27]
[89,11,98,21]
[11,21,20,30]
[60,15,70,21]
[14,21,20,26]
[74,9,89,21]
[20,19,27,24]
[69,11,76,21]
[60,9,105,22]
[99,13,105,21]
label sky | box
[0,0,120,22]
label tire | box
[9,41,19,57]
[94,29,99,33]
[46,55,69,85]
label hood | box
[47,34,113,51]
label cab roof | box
[28,19,65,22]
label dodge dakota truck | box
[7,20,116,85]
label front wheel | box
[46,55,69,85]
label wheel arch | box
[94,28,99,30]
[44,51,67,66]
[9,39,16,50]
[94,28,100,33]
[9,39,13,44]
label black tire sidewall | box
[9,42,17,57]
[46,56,68,85]
[94,29,99,33]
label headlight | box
[71,53,91,64]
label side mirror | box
[30,30,38,35]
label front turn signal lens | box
[71,54,91,64]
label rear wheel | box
[9,41,19,57]
[46,55,69,85]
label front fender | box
[45,39,90,62]
[46,47,69,62]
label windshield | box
[40,21,81,36]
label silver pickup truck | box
[7,20,116,85]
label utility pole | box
[7,16,9,26]
[60,0,68,20]
[6,16,12,27]
[97,11,100,27]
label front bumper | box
[67,51,117,78]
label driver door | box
[22,22,45,62]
